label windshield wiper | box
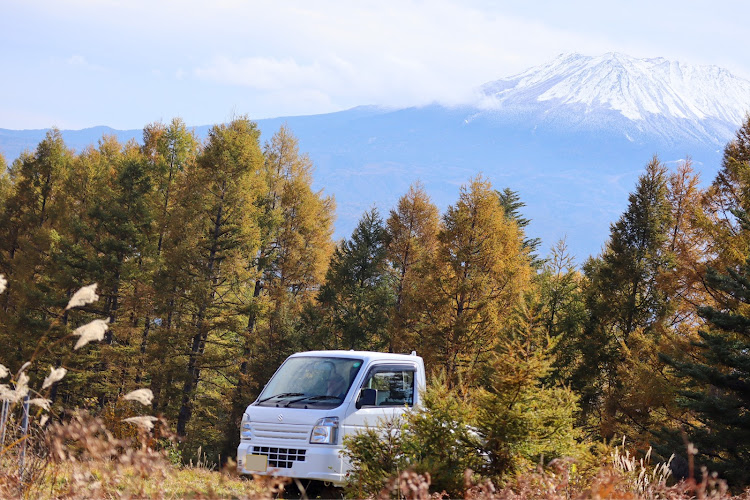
[257,392,304,404]
[284,394,342,406]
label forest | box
[1,115,750,496]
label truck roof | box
[289,350,423,363]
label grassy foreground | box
[4,439,750,500]
[5,449,750,499]
[15,462,284,499]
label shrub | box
[402,381,485,495]
[342,415,409,498]
[344,364,587,497]
[343,379,484,498]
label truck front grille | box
[252,446,306,469]
[251,423,310,441]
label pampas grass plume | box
[73,319,109,350]
[65,283,99,310]
[42,366,67,389]
[123,388,154,406]
[29,398,51,411]
[0,372,29,403]
[123,415,158,431]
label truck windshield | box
[256,356,363,408]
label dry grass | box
[0,411,288,499]
[367,442,750,500]
[3,416,750,500]
[2,460,287,499]
[30,461,285,499]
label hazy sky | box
[2,0,749,130]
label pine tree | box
[497,187,542,265]
[574,157,675,438]
[660,235,750,487]
[316,208,394,350]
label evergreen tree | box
[660,238,750,487]
[475,292,581,479]
[83,138,153,329]
[497,187,542,265]
[41,136,159,409]
[574,157,675,438]
[316,208,394,350]
[699,116,750,266]
[537,239,586,383]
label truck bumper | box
[237,441,348,485]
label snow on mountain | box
[478,53,750,145]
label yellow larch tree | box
[421,176,531,386]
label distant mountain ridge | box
[2,53,749,261]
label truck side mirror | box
[356,388,377,409]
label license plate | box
[244,454,268,472]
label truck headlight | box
[240,413,252,441]
[310,416,339,444]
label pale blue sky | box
[2,0,748,130]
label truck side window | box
[361,367,415,407]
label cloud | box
[4,0,750,128]
[195,56,339,91]
[65,54,106,72]
[66,54,88,66]
[186,1,603,112]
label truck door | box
[342,363,418,436]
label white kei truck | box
[236,350,426,486]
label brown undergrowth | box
[1,411,287,499]
[362,440,750,500]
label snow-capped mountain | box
[477,53,750,145]
[2,53,749,260]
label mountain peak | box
[478,53,750,142]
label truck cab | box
[236,350,426,485]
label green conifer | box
[660,224,750,487]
